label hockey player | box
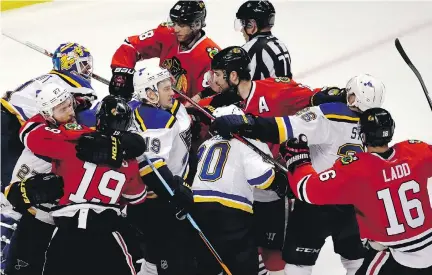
[4,84,145,275]
[112,65,194,275]
[198,46,347,272]
[110,0,220,102]
[17,93,148,275]
[191,105,288,275]
[283,108,432,274]
[210,74,387,275]
[1,42,96,189]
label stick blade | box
[395,38,412,65]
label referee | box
[235,0,292,80]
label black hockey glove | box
[210,114,255,139]
[266,170,294,199]
[171,176,194,220]
[311,87,347,106]
[187,106,213,126]
[280,134,312,173]
[76,131,125,168]
[6,173,64,213]
[109,67,135,101]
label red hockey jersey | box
[288,140,432,268]
[244,77,318,157]
[243,77,318,117]
[19,115,147,212]
[111,22,220,98]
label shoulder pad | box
[319,103,359,123]
[49,70,92,89]
[134,105,176,131]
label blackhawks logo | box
[162,57,188,93]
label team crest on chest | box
[162,57,188,93]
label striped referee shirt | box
[242,31,292,80]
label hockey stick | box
[173,88,289,173]
[143,155,233,275]
[395,38,432,111]
[2,32,110,85]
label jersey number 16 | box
[377,178,432,236]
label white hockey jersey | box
[133,100,192,197]
[274,102,363,172]
[2,70,94,126]
[192,135,276,214]
[10,148,52,183]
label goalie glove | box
[5,173,64,213]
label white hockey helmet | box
[213,104,245,117]
[36,82,73,122]
[345,74,386,112]
[133,65,174,104]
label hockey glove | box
[171,176,194,220]
[280,134,312,174]
[76,131,124,168]
[5,173,64,213]
[187,106,213,126]
[311,87,347,106]
[109,67,135,101]
[267,170,295,199]
[210,114,255,139]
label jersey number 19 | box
[69,162,126,204]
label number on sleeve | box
[139,30,154,41]
[198,142,230,182]
[319,170,336,182]
[69,162,126,203]
[377,179,427,236]
[44,127,61,134]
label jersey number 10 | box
[197,142,231,182]
[377,178,432,236]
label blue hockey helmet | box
[52,42,93,82]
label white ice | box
[1,1,432,274]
